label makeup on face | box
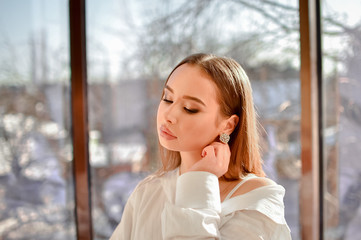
[157,64,225,152]
[159,124,177,140]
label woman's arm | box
[109,196,134,240]
[161,171,291,240]
[161,171,221,239]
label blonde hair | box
[158,53,265,180]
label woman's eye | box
[162,98,173,103]
[184,108,199,114]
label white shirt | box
[110,168,291,239]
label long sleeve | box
[161,171,291,240]
[110,169,291,239]
[109,193,134,240]
[161,171,221,239]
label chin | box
[159,142,178,152]
[161,143,203,154]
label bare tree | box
[112,0,360,81]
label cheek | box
[156,103,163,124]
[181,116,219,140]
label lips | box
[160,125,177,140]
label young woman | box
[110,53,291,239]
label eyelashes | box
[162,98,199,114]
[184,108,199,114]
[162,98,173,103]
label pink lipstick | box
[160,125,177,140]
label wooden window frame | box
[68,0,324,239]
[299,0,323,239]
[69,0,93,239]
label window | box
[1,0,360,239]
[0,1,76,239]
[86,0,301,239]
[322,1,361,239]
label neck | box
[179,150,202,175]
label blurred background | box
[0,0,360,239]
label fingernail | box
[201,150,206,157]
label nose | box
[164,105,177,124]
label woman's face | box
[157,63,227,153]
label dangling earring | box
[219,133,230,144]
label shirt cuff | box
[175,171,221,212]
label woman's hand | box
[188,142,231,178]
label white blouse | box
[110,168,291,239]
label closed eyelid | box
[164,85,206,107]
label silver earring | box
[220,133,230,144]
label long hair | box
[158,53,265,180]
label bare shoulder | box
[231,177,275,198]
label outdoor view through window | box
[86,1,301,238]
[0,0,360,240]
[0,0,76,239]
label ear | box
[221,114,239,135]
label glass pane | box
[322,1,361,239]
[86,0,300,239]
[0,1,76,239]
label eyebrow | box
[165,85,206,107]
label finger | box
[209,142,223,156]
[210,141,224,147]
[202,145,216,159]
[209,145,226,169]
[214,143,230,165]
[222,144,230,160]
[212,142,227,155]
